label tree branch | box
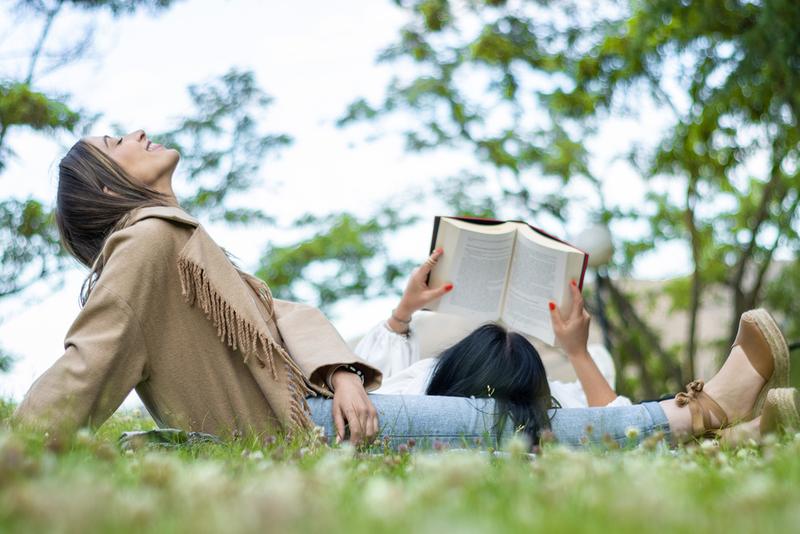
[24,0,64,85]
[729,141,786,293]
[685,176,701,379]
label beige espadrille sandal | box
[760,388,800,436]
[675,309,790,439]
[731,309,790,417]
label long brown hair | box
[56,139,177,306]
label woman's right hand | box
[393,248,454,322]
[548,280,591,357]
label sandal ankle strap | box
[675,380,729,436]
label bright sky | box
[0,0,693,403]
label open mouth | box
[146,140,164,151]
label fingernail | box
[444,283,454,291]
[549,301,556,311]
[435,247,443,254]
[570,279,577,287]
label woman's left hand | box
[331,370,379,445]
[549,280,591,357]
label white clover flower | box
[361,477,406,518]
[75,428,93,446]
[505,433,532,458]
[736,448,754,460]
[332,440,356,457]
[700,439,718,450]
[625,427,640,440]
[246,450,265,461]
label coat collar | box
[128,205,200,228]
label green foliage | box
[11,0,182,17]
[0,199,66,299]
[0,352,12,373]
[0,83,83,173]
[122,68,291,225]
[0,82,79,130]
[335,0,800,396]
[257,207,418,311]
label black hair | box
[425,323,554,447]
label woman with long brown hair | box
[12,129,796,449]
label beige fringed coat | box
[14,206,382,437]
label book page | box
[433,227,515,321]
[501,236,568,345]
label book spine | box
[578,253,589,291]
[426,216,443,286]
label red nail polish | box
[570,279,577,287]
[549,301,556,311]
[444,283,454,291]
[435,247,443,254]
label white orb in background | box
[573,225,614,268]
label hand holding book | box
[387,248,454,334]
[549,280,591,356]
[549,282,618,406]
[424,216,589,346]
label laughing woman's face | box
[83,129,179,196]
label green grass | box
[2,399,799,534]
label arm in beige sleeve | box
[12,283,149,434]
[270,298,383,392]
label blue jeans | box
[307,394,670,449]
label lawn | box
[1,400,799,534]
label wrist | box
[331,367,364,390]
[386,305,413,334]
[566,348,591,360]
[393,303,415,322]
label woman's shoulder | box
[93,210,199,298]
[102,218,191,263]
[102,207,198,261]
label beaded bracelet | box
[340,364,365,384]
[326,364,366,392]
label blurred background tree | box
[264,0,799,397]
[3,0,798,397]
[0,1,289,372]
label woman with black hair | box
[424,323,554,443]
[354,248,630,443]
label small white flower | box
[244,450,264,461]
[700,439,718,450]
[75,428,93,445]
[505,434,532,457]
[625,426,640,440]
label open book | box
[424,216,589,346]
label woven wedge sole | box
[743,309,790,417]
[761,388,800,435]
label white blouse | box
[353,321,631,408]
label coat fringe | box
[177,256,314,431]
